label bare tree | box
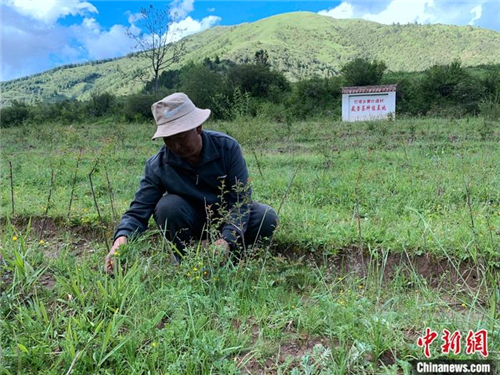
[126,4,186,94]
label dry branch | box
[8,160,14,215]
[41,167,56,235]
[104,162,117,222]
[89,159,110,252]
[67,150,82,219]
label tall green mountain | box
[2,12,500,105]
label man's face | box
[163,126,202,159]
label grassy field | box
[1,117,499,373]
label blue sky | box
[2,0,499,81]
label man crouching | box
[105,93,278,273]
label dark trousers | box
[153,194,279,255]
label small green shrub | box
[341,58,387,86]
[288,76,341,119]
[0,101,30,127]
[85,92,118,118]
[478,95,500,121]
[123,94,159,122]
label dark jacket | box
[114,130,251,245]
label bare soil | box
[277,245,490,292]
[2,217,496,372]
[4,216,104,260]
[4,216,493,294]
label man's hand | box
[213,238,230,262]
[104,236,128,274]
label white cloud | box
[75,19,137,60]
[168,15,221,42]
[4,0,97,24]
[1,5,81,80]
[170,0,194,20]
[317,0,499,31]
[362,0,434,24]
[82,17,100,33]
[469,5,482,26]
[73,3,221,63]
[127,11,144,24]
[318,2,354,19]
[0,0,222,81]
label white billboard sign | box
[342,85,397,122]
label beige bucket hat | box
[151,93,211,140]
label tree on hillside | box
[126,4,186,94]
[144,69,181,93]
[179,63,225,111]
[254,49,269,66]
[227,63,290,101]
[341,58,387,87]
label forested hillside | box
[2,12,500,105]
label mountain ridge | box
[2,12,500,105]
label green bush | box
[85,92,118,118]
[30,102,63,124]
[484,68,500,96]
[179,63,225,114]
[419,60,468,106]
[227,63,290,100]
[479,95,500,121]
[452,76,486,114]
[0,101,30,127]
[145,69,181,93]
[288,76,341,119]
[123,94,159,122]
[341,58,387,86]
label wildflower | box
[337,277,343,281]
[193,267,198,271]
[187,272,191,277]
[39,240,44,245]
[12,236,18,241]
[114,251,120,257]
[291,305,296,309]
[152,342,157,348]
[213,277,218,281]
[461,303,467,308]
[195,276,200,280]
[203,271,208,276]
[358,285,363,289]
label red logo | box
[417,328,488,358]
[417,327,439,358]
[466,329,489,357]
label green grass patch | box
[1,117,499,373]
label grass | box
[0,116,499,373]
